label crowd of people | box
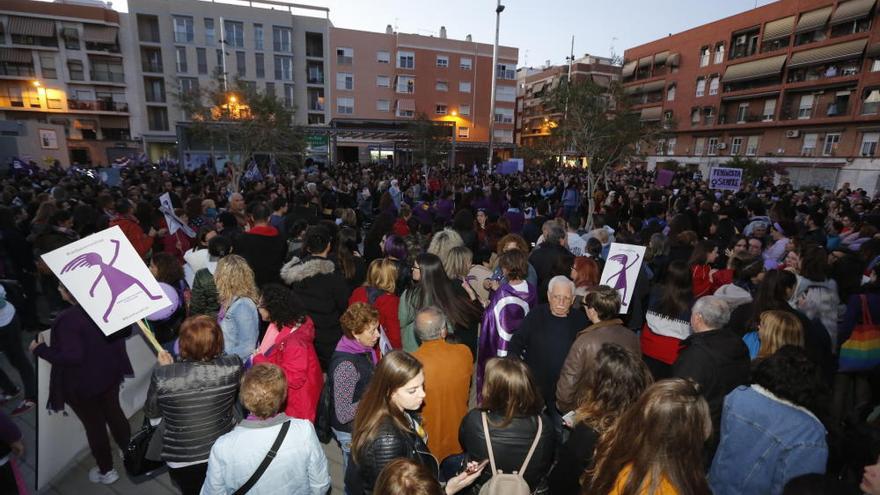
[1,158,880,494]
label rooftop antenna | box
[523,48,529,67]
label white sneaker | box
[88,467,119,484]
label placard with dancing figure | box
[599,243,647,314]
[40,226,172,336]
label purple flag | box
[656,168,674,187]
[476,281,537,397]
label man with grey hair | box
[411,306,473,461]
[673,295,750,438]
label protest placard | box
[599,243,647,314]
[40,226,172,336]
[709,166,743,191]
[159,192,195,237]
[656,168,675,187]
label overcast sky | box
[110,0,776,66]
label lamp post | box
[486,0,504,168]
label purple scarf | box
[335,336,378,365]
[476,281,536,396]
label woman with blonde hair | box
[349,258,402,350]
[586,379,712,495]
[748,310,804,360]
[427,228,465,278]
[214,254,260,360]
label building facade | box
[622,0,880,192]
[0,0,139,166]
[328,25,518,165]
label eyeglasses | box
[411,265,421,271]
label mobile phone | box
[562,410,576,426]
[466,459,489,474]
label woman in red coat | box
[252,284,323,421]
[348,258,401,350]
[689,240,732,298]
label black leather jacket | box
[346,413,438,494]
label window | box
[496,85,516,102]
[147,106,169,131]
[398,51,414,69]
[283,83,294,107]
[699,46,710,67]
[707,137,720,155]
[496,63,515,80]
[703,106,716,124]
[306,32,323,58]
[762,99,776,121]
[307,61,323,84]
[397,75,414,93]
[336,47,353,65]
[714,43,725,64]
[802,133,818,156]
[265,82,274,96]
[460,104,470,116]
[731,137,743,155]
[737,103,749,123]
[178,77,198,96]
[666,84,676,101]
[494,107,514,123]
[436,81,448,92]
[863,89,880,114]
[798,94,814,119]
[458,126,469,138]
[254,24,264,51]
[460,57,472,70]
[336,72,353,90]
[823,133,840,156]
[39,54,56,79]
[691,108,701,124]
[708,76,719,96]
[255,53,264,78]
[137,14,160,43]
[204,18,215,45]
[435,104,447,115]
[397,103,414,118]
[337,96,353,114]
[376,75,390,87]
[307,87,324,110]
[175,46,188,72]
[68,60,84,80]
[63,27,80,49]
[224,21,244,48]
[376,99,390,112]
[173,16,194,43]
[746,135,760,155]
[861,132,879,156]
[459,81,471,93]
[666,137,676,155]
[377,51,390,64]
[873,59,880,72]
[191,48,206,75]
[142,47,163,72]
[144,78,164,102]
[235,51,246,77]
[696,77,706,97]
[216,49,223,68]
[436,55,448,68]
[273,26,292,53]
[694,137,706,155]
[274,55,292,80]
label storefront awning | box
[639,106,663,121]
[83,25,118,44]
[654,51,670,65]
[8,16,55,37]
[830,0,876,24]
[722,54,787,83]
[622,60,637,78]
[795,6,833,33]
[788,38,867,68]
[762,15,796,41]
[0,48,32,63]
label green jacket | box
[190,268,219,318]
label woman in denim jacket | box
[215,255,260,360]
[709,346,829,495]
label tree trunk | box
[585,173,598,231]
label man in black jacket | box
[528,221,574,304]
[233,202,287,288]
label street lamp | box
[487,0,504,168]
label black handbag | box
[123,418,166,481]
[314,382,333,444]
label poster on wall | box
[40,226,171,336]
[599,243,647,314]
[39,129,58,149]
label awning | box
[99,116,130,127]
[640,106,663,121]
[8,16,55,37]
[592,74,612,87]
[830,0,876,24]
[396,99,415,111]
[61,27,79,40]
[654,51,670,65]
[762,15,796,41]
[722,54,787,83]
[0,48,32,63]
[622,60,637,77]
[83,25,118,44]
[667,53,680,67]
[867,42,880,57]
[624,79,666,95]
[795,6,833,33]
[638,56,652,68]
[788,39,867,68]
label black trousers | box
[67,385,130,474]
[0,316,36,401]
[0,461,18,494]
[169,462,209,495]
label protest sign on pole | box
[709,166,743,191]
[599,243,647,314]
[40,226,172,336]
[159,192,195,237]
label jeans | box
[0,315,36,401]
[333,427,352,494]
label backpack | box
[478,412,542,495]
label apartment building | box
[0,0,138,166]
[328,25,518,165]
[622,0,880,192]
[515,54,620,149]
[123,0,331,161]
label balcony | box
[719,112,764,124]
[306,65,324,85]
[68,99,129,112]
[90,71,125,83]
[787,63,860,84]
[780,102,849,120]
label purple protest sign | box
[656,168,674,187]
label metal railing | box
[68,99,129,112]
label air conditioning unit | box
[785,130,800,138]
[717,143,727,149]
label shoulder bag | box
[232,420,291,495]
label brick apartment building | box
[515,54,620,150]
[622,0,880,193]
[329,25,518,165]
